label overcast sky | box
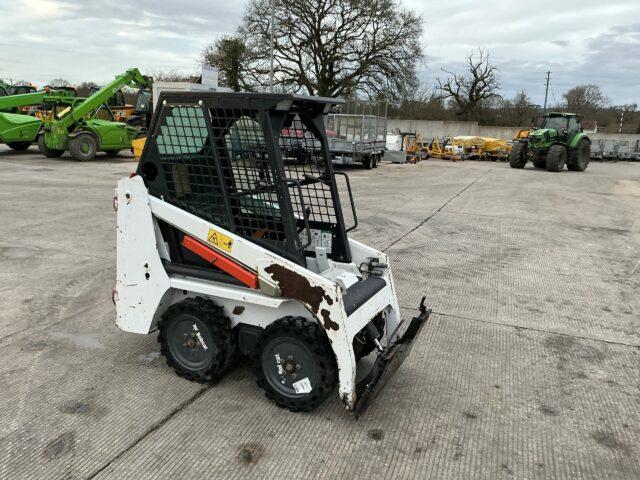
[1,0,638,106]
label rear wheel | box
[254,317,337,412]
[69,133,97,161]
[37,134,64,158]
[158,297,234,383]
[567,138,590,172]
[546,145,566,172]
[362,155,373,169]
[372,154,379,168]
[509,142,527,168]
[7,141,31,151]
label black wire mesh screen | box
[209,108,289,251]
[279,115,336,225]
[153,104,339,260]
[155,106,230,227]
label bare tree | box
[201,35,253,92]
[563,84,609,114]
[150,69,195,83]
[76,81,98,97]
[436,48,500,120]
[499,90,535,126]
[236,0,423,99]
[48,78,70,87]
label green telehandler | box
[0,90,77,151]
[38,68,152,161]
[509,112,591,172]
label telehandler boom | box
[38,68,152,161]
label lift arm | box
[56,68,152,129]
[0,92,51,111]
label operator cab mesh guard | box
[115,91,431,414]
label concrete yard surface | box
[0,146,639,479]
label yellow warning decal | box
[206,228,233,253]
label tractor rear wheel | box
[546,145,566,172]
[158,297,234,383]
[254,316,337,412]
[69,133,97,161]
[7,142,31,151]
[37,134,64,158]
[567,139,590,172]
[509,142,527,168]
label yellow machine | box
[428,137,461,162]
[452,136,511,161]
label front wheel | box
[7,141,31,151]
[509,142,527,168]
[546,145,567,172]
[69,133,97,161]
[567,138,590,171]
[158,297,234,383]
[37,134,64,158]
[254,317,337,412]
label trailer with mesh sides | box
[326,101,387,169]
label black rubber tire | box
[7,141,31,151]
[253,316,337,412]
[509,142,527,168]
[37,134,64,158]
[567,138,590,172]
[69,133,97,161]
[158,297,234,383]
[362,156,373,169]
[546,144,566,172]
[372,154,379,168]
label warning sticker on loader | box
[293,377,312,394]
[207,228,233,253]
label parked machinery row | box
[0,68,152,161]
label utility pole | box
[619,110,624,134]
[269,0,275,93]
[543,70,551,114]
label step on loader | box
[114,92,431,414]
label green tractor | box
[38,68,152,161]
[509,112,591,172]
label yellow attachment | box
[132,136,147,160]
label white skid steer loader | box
[114,92,431,414]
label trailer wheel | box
[158,297,234,383]
[372,154,379,168]
[37,134,63,158]
[69,133,97,161]
[363,156,373,169]
[7,142,31,151]
[254,316,337,412]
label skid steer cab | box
[114,92,431,414]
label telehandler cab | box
[509,112,591,172]
[38,68,151,161]
[114,92,431,414]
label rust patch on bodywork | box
[264,263,338,330]
[320,309,339,331]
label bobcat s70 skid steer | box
[114,92,431,414]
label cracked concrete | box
[1,145,639,479]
